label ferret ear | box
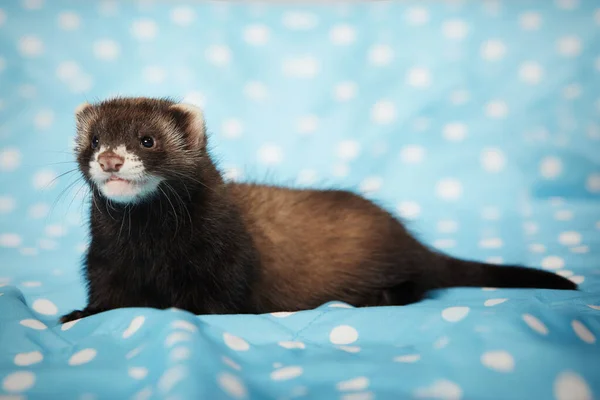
[74,102,93,132]
[169,102,206,149]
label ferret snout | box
[98,151,124,173]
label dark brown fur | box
[61,97,576,322]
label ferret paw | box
[60,309,90,323]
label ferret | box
[60,97,576,323]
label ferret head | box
[74,97,207,204]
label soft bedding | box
[0,1,599,399]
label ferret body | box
[61,97,576,322]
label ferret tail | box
[433,256,577,291]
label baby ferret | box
[60,97,576,322]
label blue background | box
[0,1,599,399]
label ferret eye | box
[141,136,154,148]
[91,136,99,149]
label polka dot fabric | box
[0,1,599,399]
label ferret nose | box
[98,152,124,172]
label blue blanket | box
[1,1,599,399]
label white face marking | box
[89,145,162,203]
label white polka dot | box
[0,9,5,26]
[243,24,269,46]
[480,148,505,172]
[338,345,361,353]
[132,387,152,400]
[337,140,360,160]
[570,245,589,254]
[554,371,592,400]
[123,316,145,338]
[270,311,296,318]
[539,156,563,179]
[449,90,470,105]
[442,306,470,322]
[340,393,374,400]
[522,314,548,335]
[570,275,585,284]
[586,173,600,193]
[182,91,205,108]
[296,115,319,135]
[558,231,582,246]
[128,367,148,380]
[217,372,247,399]
[442,123,467,142]
[330,325,359,345]
[572,320,595,344]
[481,206,501,220]
[442,19,468,40]
[171,320,197,333]
[68,348,97,366]
[557,270,574,277]
[557,36,582,57]
[435,179,462,201]
[38,238,57,251]
[481,351,515,372]
[221,119,244,139]
[437,220,458,233]
[131,19,158,40]
[481,40,506,61]
[45,224,66,237]
[541,256,565,270]
[257,144,283,165]
[223,332,250,351]
[484,298,508,307]
[169,346,191,362]
[270,366,303,381]
[56,60,81,81]
[413,117,430,131]
[14,351,43,367]
[18,35,44,57]
[61,319,79,331]
[32,299,58,315]
[397,201,421,220]
[32,170,57,190]
[555,210,574,221]
[282,11,317,30]
[0,233,22,248]
[486,256,504,265]
[563,83,582,100]
[405,7,429,25]
[20,319,47,330]
[222,356,242,371]
[0,196,16,213]
[278,341,306,349]
[22,0,44,9]
[282,56,319,78]
[556,0,579,9]
[165,332,192,347]
[359,176,383,194]
[126,346,143,360]
[329,24,356,45]
[34,109,54,130]
[588,305,600,311]
[170,6,195,26]
[332,164,349,178]
[158,365,187,393]
[370,100,397,124]
[595,8,600,25]
[296,169,317,186]
[519,62,544,84]
[407,67,431,88]
[28,203,49,219]
[0,148,22,171]
[243,81,268,100]
[415,380,462,400]
[142,66,166,84]
[399,145,425,164]
[479,238,503,249]
[485,101,508,118]
[519,11,542,30]
[529,244,546,253]
[334,81,357,101]
[58,11,80,30]
[434,239,456,250]
[93,39,120,61]
[2,371,35,393]
[394,354,420,363]
[337,377,369,392]
[368,44,394,66]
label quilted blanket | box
[0,1,599,399]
